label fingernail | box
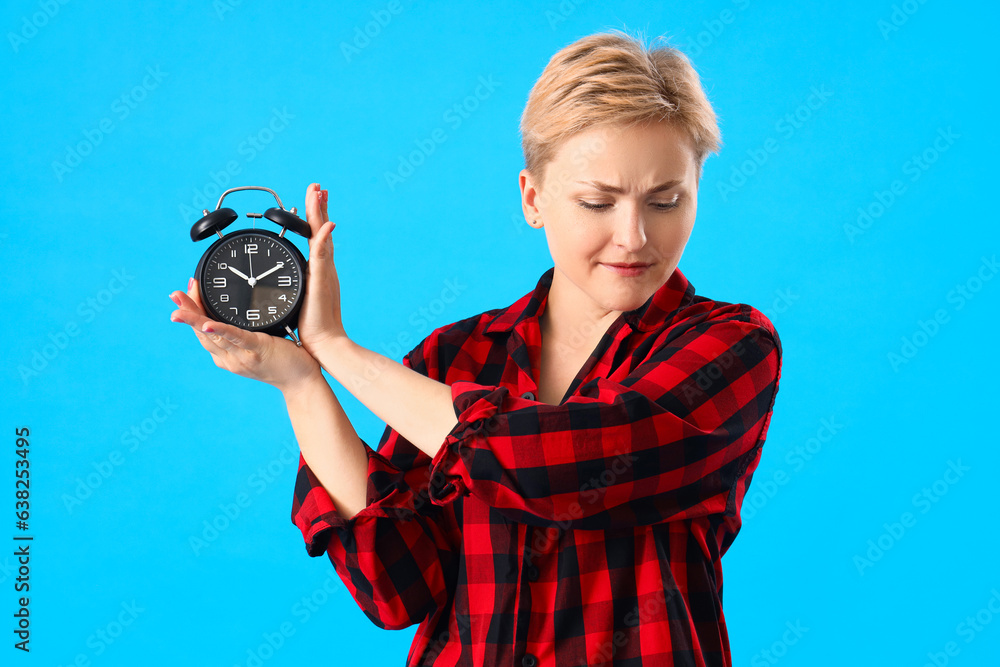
[202,323,215,333]
[188,277,195,290]
[169,292,181,305]
[170,313,182,323]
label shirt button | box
[525,564,539,581]
[521,391,535,400]
[521,654,538,667]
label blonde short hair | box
[520,29,721,188]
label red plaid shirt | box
[291,265,782,667]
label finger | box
[309,220,337,263]
[190,318,232,355]
[304,182,329,238]
[171,281,255,356]
[195,329,229,357]
[188,278,205,311]
[171,288,205,316]
[168,279,205,314]
[197,319,246,353]
[169,306,229,355]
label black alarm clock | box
[190,186,312,346]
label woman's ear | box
[519,168,542,225]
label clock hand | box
[253,262,285,282]
[227,265,252,283]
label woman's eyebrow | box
[575,179,682,194]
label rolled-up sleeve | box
[291,440,420,557]
[290,345,461,631]
[426,315,782,530]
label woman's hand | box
[168,278,322,392]
[295,182,347,357]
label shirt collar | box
[483,265,696,335]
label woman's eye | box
[577,200,681,211]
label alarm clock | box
[190,186,312,346]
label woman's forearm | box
[281,372,370,520]
[310,336,459,460]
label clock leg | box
[286,326,303,347]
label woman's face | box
[520,119,699,324]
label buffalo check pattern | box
[292,265,783,667]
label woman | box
[169,29,782,667]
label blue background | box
[2,1,997,664]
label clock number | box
[244,243,258,255]
[230,307,239,315]
[268,306,277,315]
[278,294,288,302]
[217,262,228,270]
[278,276,291,287]
[219,294,229,302]
[246,309,260,321]
[213,277,227,288]
[231,249,237,258]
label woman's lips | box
[601,263,650,277]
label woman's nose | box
[611,207,647,250]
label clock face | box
[199,230,305,332]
